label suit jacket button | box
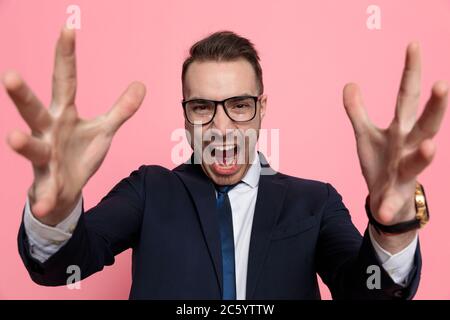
[393,290,404,298]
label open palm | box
[3,28,146,226]
[343,42,448,226]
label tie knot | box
[215,183,239,194]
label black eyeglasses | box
[181,95,261,125]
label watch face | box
[415,183,429,227]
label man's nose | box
[212,103,234,134]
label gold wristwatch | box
[366,182,430,234]
[415,182,430,228]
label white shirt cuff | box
[23,195,83,263]
[369,225,418,286]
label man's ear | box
[259,94,267,120]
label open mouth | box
[209,144,241,175]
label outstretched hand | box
[3,28,146,226]
[343,42,447,227]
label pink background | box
[1,0,449,299]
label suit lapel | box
[246,155,287,299]
[173,159,223,296]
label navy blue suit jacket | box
[18,154,421,299]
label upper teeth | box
[214,145,235,151]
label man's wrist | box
[365,195,428,235]
[369,223,418,254]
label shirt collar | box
[240,152,261,189]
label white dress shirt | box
[24,155,418,299]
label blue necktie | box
[215,184,237,300]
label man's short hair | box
[182,30,264,96]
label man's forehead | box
[186,92,256,101]
[183,59,258,100]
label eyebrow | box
[185,93,256,101]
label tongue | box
[223,155,232,165]
[217,148,236,165]
[212,149,238,176]
[212,157,238,175]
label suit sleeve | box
[315,183,421,300]
[17,165,148,286]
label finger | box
[343,82,373,138]
[407,81,448,145]
[394,42,421,129]
[2,71,52,133]
[51,27,77,109]
[104,82,146,134]
[6,129,51,167]
[31,177,58,218]
[399,139,436,181]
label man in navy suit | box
[4,27,448,299]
